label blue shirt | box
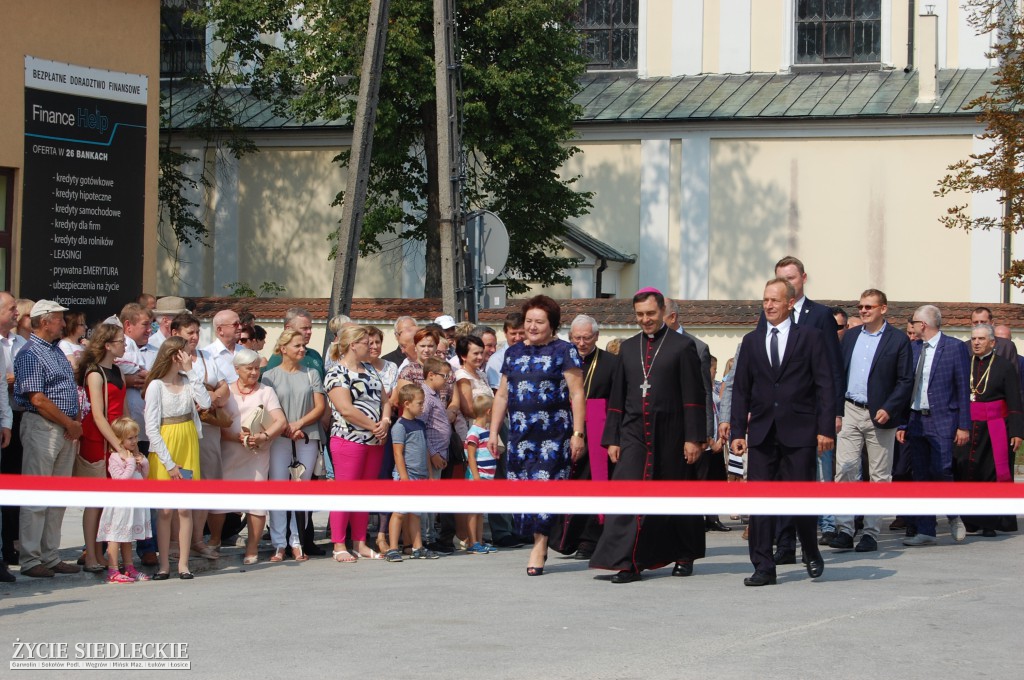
[846,322,887,403]
[391,417,429,478]
[14,334,80,419]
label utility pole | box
[326,0,390,356]
[434,0,463,318]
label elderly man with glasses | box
[203,309,244,384]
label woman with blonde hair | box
[217,348,287,564]
[324,325,391,561]
[74,323,129,572]
[144,336,211,579]
[15,299,34,341]
[324,314,354,372]
[261,329,325,562]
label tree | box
[936,0,1024,291]
[197,0,592,296]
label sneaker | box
[483,543,498,553]
[410,548,439,560]
[124,565,151,582]
[828,532,854,551]
[949,517,966,543]
[855,535,878,552]
[107,569,135,584]
[903,534,937,547]
[466,542,489,555]
[425,541,454,555]
[818,531,838,546]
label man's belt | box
[911,408,931,417]
[844,397,868,409]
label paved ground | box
[2,511,1021,679]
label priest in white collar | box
[589,287,708,584]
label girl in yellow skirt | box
[143,337,211,580]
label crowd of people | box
[0,254,1018,586]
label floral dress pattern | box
[501,338,581,535]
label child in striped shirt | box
[464,394,497,554]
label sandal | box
[83,563,106,574]
[384,549,403,562]
[125,565,150,582]
[191,543,220,560]
[526,566,544,576]
[357,549,383,560]
[242,555,259,565]
[269,548,286,563]
[332,550,357,563]
[290,546,308,562]
[376,533,389,555]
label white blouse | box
[144,370,211,473]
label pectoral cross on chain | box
[640,379,651,398]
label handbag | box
[240,404,267,435]
[288,432,310,481]
[312,446,326,477]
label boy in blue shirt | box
[386,383,438,561]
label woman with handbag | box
[261,329,325,562]
[172,313,230,558]
[74,323,128,572]
[217,348,287,564]
[325,325,392,562]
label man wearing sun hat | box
[147,296,188,351]
[13,300,82,577]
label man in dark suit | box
[731,278,835,586]
[829,289,914,553]
[769,256,843,558]
[897,305,971,546]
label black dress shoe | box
[302,543,326,556]
[152,572,170,581]
[855,535,878,552]
[671,561,694,577]
[805,556,824,578]
[818,531,837,546]
[705,519,732,532]
[426,541,455,555]
[178,571,194,580]
[743,570,777,586]
[829,532,854,551]
[0,563,15,583]
[905,527,918,538]
[773,550,796,565]
[3,550,18,566]
[889,518,907,530]
[492,536,526,549]
[610,569,641,584]
[982,529,998,537]
[572,549,593,560]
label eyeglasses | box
[857,304,879,311]
[218,321,241,328]
[910,320,925,326]
[239,336,251,342]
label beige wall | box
[645,0,674,75]
[702,0,722,74]
[707,135,973,301]
[0,0,160,294]
[750,0,784,73]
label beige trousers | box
[834,402,896,539]
[19,412,76,570]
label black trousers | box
[747,429,821,574]
[1,410,24,559]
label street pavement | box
[2,510,1021,679]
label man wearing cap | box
[589,288,708,584]
[147,296,188,351]
[434,315,457,359]
[13,300,82,577]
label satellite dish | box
[469,210,509,285]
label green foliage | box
[198,0,591,296]
[224,280,287,297]
[936,0,1024,289]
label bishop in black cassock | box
[590,290,707,582]
[953,334,1023,534]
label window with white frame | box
[575,0,640,70]
[795,0,882,65]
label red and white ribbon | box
[1,474,1021,516]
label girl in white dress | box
[97,417,152,583]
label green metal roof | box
[574,69,997,122]
[162,68,997,132]
[561,223,635,263]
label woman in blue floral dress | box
[489,296,586,575]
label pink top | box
[107,452,149,480]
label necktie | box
[770,328,780,370]
[914,343,928,405]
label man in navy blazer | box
[731,278,835,586]
[829,289,914,553]
[897,305,971,546]
[768,256,844,559]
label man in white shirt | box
[0,292,28,567]
[116,303,156,452]
[203,309,243,384]
[147,296,188,351]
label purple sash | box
[971,399,1013,482]
[586,398,609,482]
